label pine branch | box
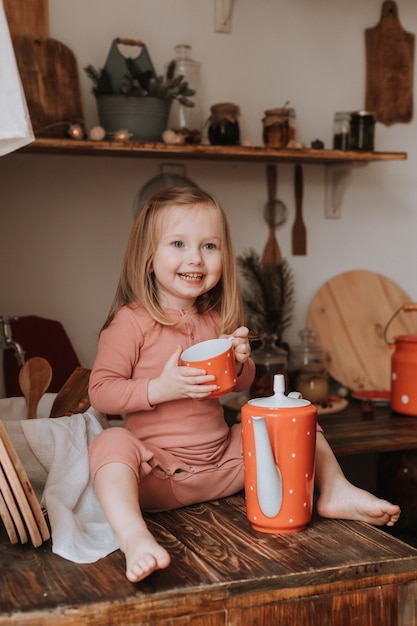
[237,249,295,339]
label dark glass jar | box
[208,102,240,146]
[349,111,375,151]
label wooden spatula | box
[18,357,52,419]
[292,164,307,255]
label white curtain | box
[0,0,34,156]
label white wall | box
[1,0,416,390]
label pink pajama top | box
[89,305,256,473]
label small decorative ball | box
[68,123,85,140]
[162,129,178,144]
[89,126,106,141]
[113,129,132,141]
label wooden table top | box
[318,400,417,457]
[2,493,417,625]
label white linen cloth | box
[0,0,34,156]
[0,394,119,563]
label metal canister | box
[384,303,417,415]
[349,111,375,151]
[390,335,417,415]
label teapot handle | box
[384,302,417,344]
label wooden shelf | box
[20,138,407,164]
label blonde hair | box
[102,186,244,335]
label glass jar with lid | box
[250,334,288,398]
[349,110,375,151]
[166,44,203,142]
[262,108,290,148]
[333,112,351,150]
[289,328,329,404]
[208,102,240,146]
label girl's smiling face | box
[152,203,223,310]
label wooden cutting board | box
[0,421,50,543]
[365,1,415,126]
[12,36,84,138]
[307,270,417,392]
[4,0,48,39]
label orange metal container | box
[390,334,417,415]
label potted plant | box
[84,40,195,142]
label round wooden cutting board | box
[307,270,417,392]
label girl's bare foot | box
[316,477,401,527]
[120,521,171,583]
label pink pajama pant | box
[89,425,244,512]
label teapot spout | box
[252,416,282,517]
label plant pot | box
[96,95,171,142]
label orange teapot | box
[241,374,317,534]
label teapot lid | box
[248,374,311,408]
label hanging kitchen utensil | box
[264,164,287,227]
[365,1,415,125]
[292,165,306,256]
[262,165,285,266]
[133,163,199,217]
[18,357,52,419]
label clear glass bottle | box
[250,334,288,398]
[333,112,351,150]
[289,328,329,404]
[167,44,203,142]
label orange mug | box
[181,338,237,398]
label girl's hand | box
[223,326,251,375]
[147,346,218,405]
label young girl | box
[89,186,400,584]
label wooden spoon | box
[49,367,91,418]
[18,357,52,419]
